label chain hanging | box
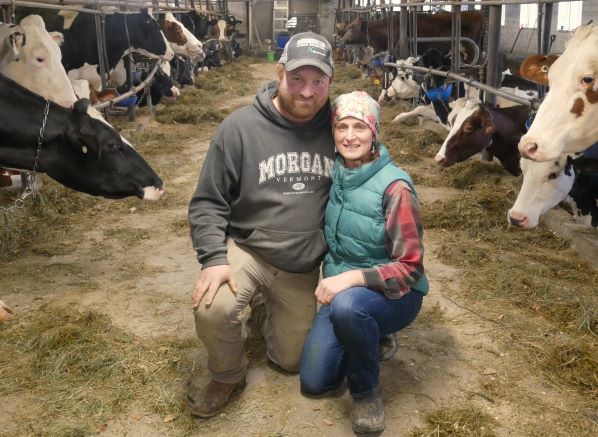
[0,99,50,219]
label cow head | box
[435,99,495,166]
[128,9,174,61]
[519,54,559,86]
[519,25,598,161]
[508,155,575,228]
[162,12,204,59]
[160,15,188,46]
[58,99,164,200]
[0,15,77,108]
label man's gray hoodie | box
[188,81,335,273]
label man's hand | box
[315,270,364,305]
[192,265,238,309]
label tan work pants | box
[194,239,319,384]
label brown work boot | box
[188,378,246,418]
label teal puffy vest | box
[323,145,429,294]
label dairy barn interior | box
[1,1,597,436]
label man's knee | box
[194,300,241,331]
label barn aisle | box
[1,60,595,437]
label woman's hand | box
[315,270,365,305]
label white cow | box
[378,57,420,103]
[1,16,76,108]
[519,25,598,161]
[508,153,598,228]
[508,156,576,228]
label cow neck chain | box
[0,99,50,220]
[124,13,134,68]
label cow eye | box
[541,65,549,73]
[548,172,559,180]
[581,76,594,85]
[463,124,473,133]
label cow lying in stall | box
[434,98,529,176]
[0,16,163,200]
[519,25,598,161]
[508,144,598,228]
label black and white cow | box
[0,73,164,200]
[136,66,180,107]
[60,9,174,71]
[180,11,218,40]
[508,146,598,228]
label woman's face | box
[333,116,374,168]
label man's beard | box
[277,89,324,121]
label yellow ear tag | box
[82,146,88,154]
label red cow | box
[367,11,485,63]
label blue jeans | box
[300,287,423,399]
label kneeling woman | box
[300,91,428,434]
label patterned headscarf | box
[331,91,381,141]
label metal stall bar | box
[451,0,461,72]
[385,61,541,109]
[485,3,502,107]
[93,61,161,109]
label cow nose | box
[434,154,446,165]
[519,138,538,159]
[507,210,527,227]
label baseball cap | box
[278,32,334,77]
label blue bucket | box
[276,34,290,49]
[425,83,453,102]
[115,95,138,107]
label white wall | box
[500,1,597,56]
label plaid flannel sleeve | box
[361,180,425,298]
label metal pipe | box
[451,1,461,72]
[93,61,160,110]
[485,4,501,107]
[398,0,408,59]
[384,61,541,109]
[370,0,573,9]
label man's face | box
[276,66,331,123]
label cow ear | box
[481,113,497,136]
[49,32,64,47]
[73,98,91,114]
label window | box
[557,1,582,31]
[520,4,538,28]
[501,6,505,27]
[474,0,481,11]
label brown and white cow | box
[160,12,204,59]
[519,25,598,161]
[519,53,559,86]
[366,11,485,63]
[434,98,528,176]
